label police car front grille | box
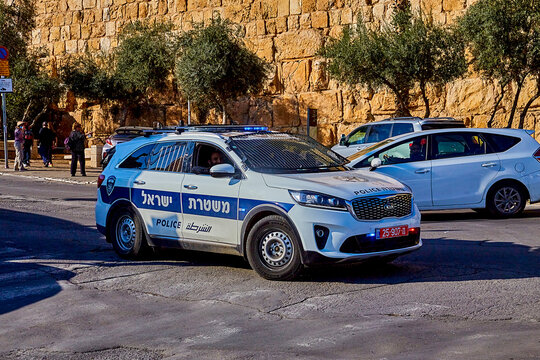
[351,194,412,220]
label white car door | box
[130,141,187,239]
[180,142,241,246]
[354,135,432,208]
[430,132,501,206]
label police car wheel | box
[110,208,149,259]
[246,215,303,280]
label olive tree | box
[60,21,179,125]
[319,5,466,118]
[459,0,540,128]
[175,17,270,124]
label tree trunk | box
[505,78,525,128]
[420,81,430,118]
[394,88,411,117]
[120,106,128,127]
[518,80,540,129]
[488,80,507,128]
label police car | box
[95,126,422,280]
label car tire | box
[109,208,150,259]
[246,215,303,280]
[486,182,526,218]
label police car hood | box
[262,170,409,200]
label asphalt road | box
[0,176,539,359]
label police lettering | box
[156,219,182,228]
[354,187,406,196]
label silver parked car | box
[332,117,465,157]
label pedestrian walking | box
[38,121,56,167]
[22,122,33,167]
[68,122,87,176]
[13,121,26,171]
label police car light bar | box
[175,125,269,133]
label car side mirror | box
[339,134,348,147]
[369,157,382,171]
[210,163,236,178]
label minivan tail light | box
[534,147,540,163]
[97,174,105,188]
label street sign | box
[0,78,12,93]
[0,46,8,60]
[0,60,9,77]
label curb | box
[0,171,97,185]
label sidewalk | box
[0,159,101,185]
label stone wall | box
[28,0,540,144]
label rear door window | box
[391,123,414,137]
[431,133,486,160]
[366,124,392,143]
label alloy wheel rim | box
[261,231,293,268]
[494,187,521,214]
[116,215,136,251]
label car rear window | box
[482,133,521,153]
[421,123,466,130]
[391,123,414,136]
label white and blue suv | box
[95,126,421,280]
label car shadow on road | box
[2,207,539,313]
[421,207,540,222]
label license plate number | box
[376,225,408,239]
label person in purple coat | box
[13,121,26,171]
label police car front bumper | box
[287,202,422,264]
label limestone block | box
[329,9,341,26]
[139,3,148,17]
[83,0,96,8]
[300,13,311,28]
[78,39,88,52]
[316,0,331,11]
[92,22,106,37]
[68,0,83,11]
[256,19,266,35]
[298,90,342,126]
[105,21,115,36]
[266,19,277,35]
[73,10,83,23]
[443,0,466,11]
[53,41,66,55]
[312,11,328,28]
[302,0,316,13]
[83,9,96,24]
[371,89,397,115]
[282,60,311,94]
[224,5,246,23]
[290,0,300,15]
[342,91,373,123]
[446,79,496,116]
[278,0,289,17]
[61,25,71,40]
[100,37,111,52]
[275,29,322,60]
[245,21,257,37]
[422,0,443,12]
[309,59,329,91]
[287,15,299,30]
[361,6,373,22]
[101,0,112,7]
[81,25,91,39]
[329,25,343,38]
[341,7,353,24]
[69,24,80,39]
[317,124,336,145]
[53,14,65,27]
[65,39,77,53]
[31,29,41,45]
[273,95,300,127]
[176,0,187,12]
[50,27,61,41]
[372,3,384,20]
[244,37,274,62]
[157,0,168,15]
[276,17,287,33]
[88,38,100,50]
[126,3,139,18]
[265,65,283,94]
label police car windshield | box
[228,133,348,174]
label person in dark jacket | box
[38,121,56,167]
[68,122,87,176]
[22,122,33,166]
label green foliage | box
[175,17,270,121]
[459,0,540,128]
[319,6,466,117]
[0,0,62,135]
[61,21,179,106]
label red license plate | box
[376,225,408,239]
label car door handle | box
[482,162,498,168]
[184,185,198,190]
[133,180,146,185]
[415,169,430,174]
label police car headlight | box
[289,190,348,211]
